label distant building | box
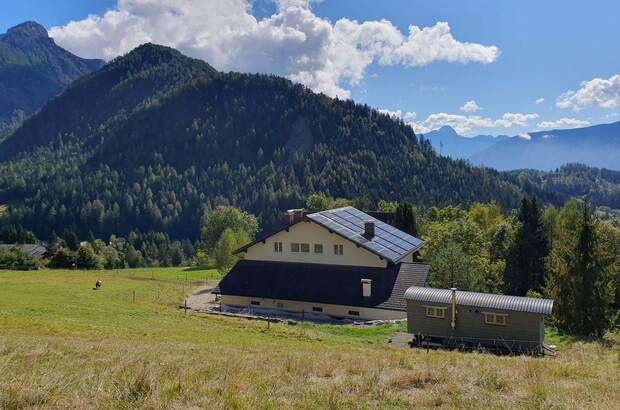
[0,243,49,260]
[405,286,554,354]
[215,207,429,320]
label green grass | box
[0,267,618,409]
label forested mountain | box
[508,164,620,209]
[0,43,535,241]
[0,21,103,140]
[469,122,620,171]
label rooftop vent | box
[285,209,304,225]
[364,220,375,237]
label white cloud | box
[403,111,417,122]
[49,0,500,98]
[378,108,402,119]
[535,97,545,104]
[556,74,620,111]
[517,133,532,140]
[460,100,480,112]
[404,112,538,135]
[536,118,590,129]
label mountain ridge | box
[0,21,104,140]
[425,122,620,171]
[0,43,536,240]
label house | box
[404,286,554,354]
[0,244,49,260]
[214,207,429,320]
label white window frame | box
[334,244,344,255]
[424,305,447,319]
[291,243,300,253]
[314,243,324,254]
[483,312,507,326]
[300,243,310,253]
[273,241,283,253]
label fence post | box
[133,290,136,304]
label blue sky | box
[2,0,619,136]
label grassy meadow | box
[0,267,618,409]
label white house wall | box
[243,220,388,268]
[220,295,405,321]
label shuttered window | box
[424,306,446,319]
[483,312,507,326]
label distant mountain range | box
[425,122,620,171]
[0,21,104,140]
[0,22,619,243]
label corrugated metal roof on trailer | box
[306,207,425,263]
[404,286,554,315]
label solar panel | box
[307,206,424,263]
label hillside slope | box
[0,44,534,240]
[0,21,104,139]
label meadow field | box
[0,267,618,409]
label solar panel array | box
[307,207,424,263]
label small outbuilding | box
[404,286,554,354]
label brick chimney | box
[364,220,375,237]
[285,209,304,224]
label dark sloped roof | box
[404,287,553,315]
[0,244,48,259]
[306,207,425,263]
[215,260,429,311]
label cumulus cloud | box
[406,112,539,135]
[536,118,590,129]
[49,0,500,98]
[378,108,402,119]
[460,100,480,112]
[556,74,620,111]
[535,97,545,104]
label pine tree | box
[394,203,419,237]
[548,201,614,336]
[504,197,549,295]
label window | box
[273,241,283,253]
[348,310,360,316]
[424,306,446,319]
[314,243,324,254]
[291,243,300,252]
[300,243,310,253]
[361,279,372,298]
[483,312,507,326]
[334,244,344,255]
[312,306,323,312]
[250,301,261,306]
[276,302,284,308]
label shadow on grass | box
[183,266,217,272]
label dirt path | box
[185,284,219,311]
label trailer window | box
[483,312,507,326]
[424,306,446,318]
